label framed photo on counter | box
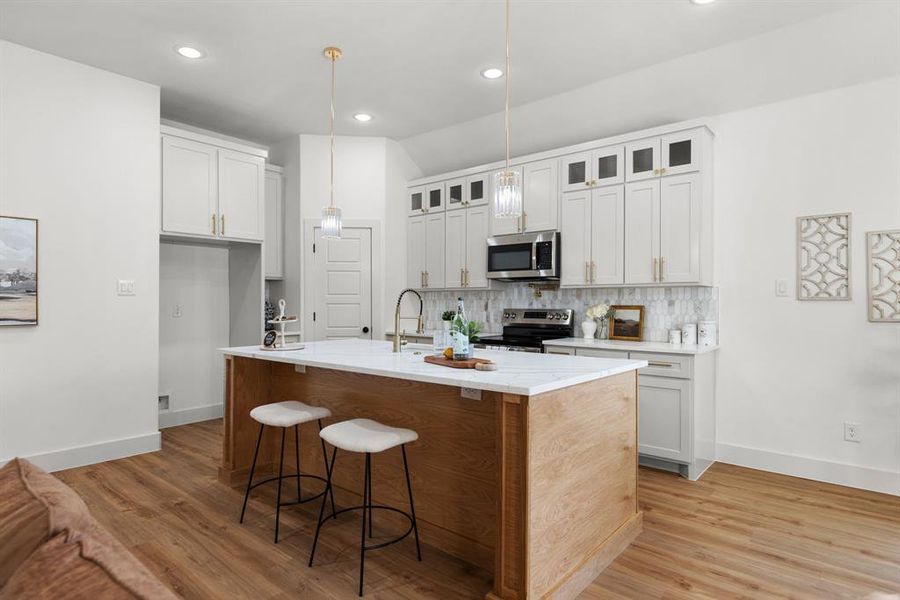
[609,305,643,341]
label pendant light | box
[493,0,522,219]
[321,46,343,239]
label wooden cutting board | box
[424,355,494,369]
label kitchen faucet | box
[393,288,424,352]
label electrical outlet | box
[294,365,306,374]
[844,422,861,443]
[117,279,135,296]
[172,304,183,318]
[460,387,482,400]
[775,279,788,297]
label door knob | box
[362,326,370,333]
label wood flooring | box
[56,420,900,599]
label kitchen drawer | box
[630,352,692,379]
[576,348,629,359]
[544,346,575,356]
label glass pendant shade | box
[321,205,342,239]
[493,169,522,218]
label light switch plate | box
[172,304,183,318]
[775,279,788,297]
[117,280,135,296]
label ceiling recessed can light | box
[353,113,373,122]
[175,45,205,59]
[481,67,504,79]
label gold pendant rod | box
[505,0,511,171]
[324,46,342,208]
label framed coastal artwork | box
[610,305,644,341]
[0,216,38,326]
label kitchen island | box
[219,339,647,599]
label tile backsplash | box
[420,286,718,342]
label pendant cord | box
[330,53,335,209]
[504,0,511,172]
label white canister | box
[668,329,683,345]
[681,323,697,345]
[698,321,718,346]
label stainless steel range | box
[477,308,575,353]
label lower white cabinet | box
[407,213,446,289]
[638,376,691,463]
[264,166,284,279]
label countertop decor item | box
[681,323,697,345]
[866,229,900,322]
[797,212,851,300]
[581,319,597,338]
[0,216,38,326]
[586,302,614,339]
[698,321,718,346]
[609,305,645,341]
[424,355,494,369]
[262,298,303,351]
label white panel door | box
[625,138,660,182]
[407,216,426,288]
[424,212,445,289]
[523,159,558,232]
[638,377,691,463]
[311,227,372,340]
[659,173,701,283]
[490,167,522,236]
[161,135,218,237]
[445,209,466,288]
[590,185,625,285]
[624,180,660,284]
[465,205,489,288]
[560,190,592,287]
[264,170,283,278]
[218,149,264,241]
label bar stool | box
[239,401,337,543]
[308,418,422,597]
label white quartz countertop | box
[220,339,647,396]
[543,338,719,355]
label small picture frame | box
[609,305,644,341]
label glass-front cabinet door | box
[661,130,701,176]
[625,138,660,182]
[426,183,444,212]
[446,177,465,211]
[408,186,425,216]
[592,145,624,187]
[466,173,489,207]
[561,152,591,193]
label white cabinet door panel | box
[264,170,283,278]
[425,183,445,213]
[659,173,701,283]
[625,138,660,182]
[407,216,426,289]
[218,149,264,241]
[161,136,218,237]
[624,180,660,284]
[424,213,445,288]
[446,177,466,212]
[591,185,625,285]
[560,190,591,287]
[561,152,591,193]
[445,209,466,288]
[466,173,490,208]
[465,206,489,288]
[661,130,701,176]
[639,377,691,463]
[408,186,426,216]
[523,159,558,232]
[592,145,625,187]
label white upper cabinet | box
[467,173,489,208]
[522,159,558,232]
[408,186,426,216]
[625,138,661,182]
[561,146,624,193]
[661,130,701,176]
[161,135,218,237]
[407,215,426,288]
[446,177,466,212]
[426,183,445,213]
[424,212,445,288]
[560,186,625,287]
[624,180,660,284]
[560,190,592,286]
[464,206,489,288]
[659,173,701,283]
[445,209,467,287]
[218,149,264,241]
[264,167,284,279]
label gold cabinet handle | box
[211,214,217,235]
[590,260,596,283]
[661,167,667,175]
[425,271,429,288]
[652,168,659,176]
[585,261,589,283]
[647,361,674,368]
[584,181,590,187]
[522,212,527,231]
[420,271,424,288]
[660,256,665,282]
[464,268,469,287]
[653,258,659,282]
[220,214,225,236]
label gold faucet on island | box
[393,288,425,352]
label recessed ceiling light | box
[481,67,504,79]
[690,0,716,4]
[353,113,373,122]
[175,45,205,59]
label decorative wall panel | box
[867,230,900,322]
[797,213,851,300]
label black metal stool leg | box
[366,458,373,538]
[359,452,370,597]
[294,424,302,502]
[239,423,264,524]
[401,444,422,561]
[308,447,338,567]
[319,419,337,519]
[274,428,286,543]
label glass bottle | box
[451,297,470,360]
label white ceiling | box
[0,0,858,146]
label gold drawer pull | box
[647,361,674,368]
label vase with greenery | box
[585,303,614,340]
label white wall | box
[0,41,161,470]
[711,77,900,495]
[158,242,229,428]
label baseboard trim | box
[716,442,900,496]
[159,403,223,429]
[2,432,161,473]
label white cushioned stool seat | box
[320,418,418,454]
[250,401,331,428]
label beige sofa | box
[0,458,178,599]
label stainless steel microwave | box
[486,231,560,281]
